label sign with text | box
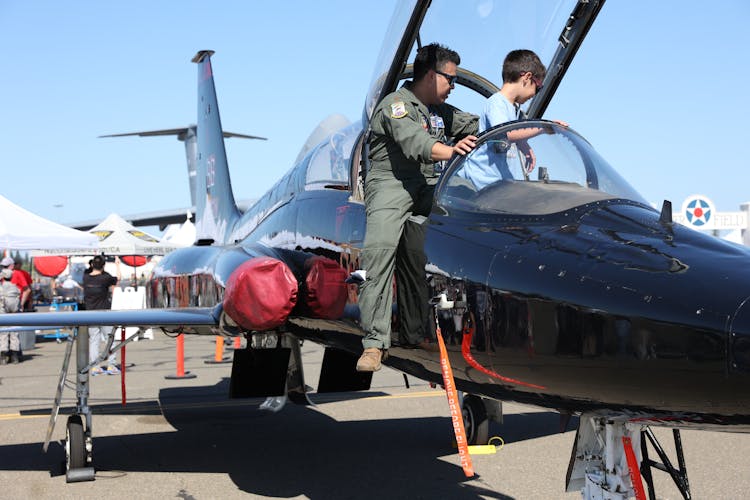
[674,195,749,230]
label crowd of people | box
[0,255,123,374]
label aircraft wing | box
[0,307,220,335]
[68,198,257,232]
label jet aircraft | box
[3,0,750,498]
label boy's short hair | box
[413,43,461,81]
[502,49,546,83]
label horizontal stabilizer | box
[99,128,266,141]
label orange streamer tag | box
[436,326,475,477]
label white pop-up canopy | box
[0,195,99,252]
[88,213,178,256]
[160,212,196,248]
[89,214,177,255]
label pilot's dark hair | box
[413,43,461,81]
[91,255,106,271]
[502,49,546,83]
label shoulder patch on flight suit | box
[390,101,408,119]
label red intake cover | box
[304,256,347,319]
[223,257,298,331]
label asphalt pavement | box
[0,330,748,499]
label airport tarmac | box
[0,331,748,499]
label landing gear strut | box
[44,325,135,482]
[567,412,692,500]
[63,326,95,482]
[641,427,691,500]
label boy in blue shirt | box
[460,49,566,189]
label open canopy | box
[88,213,178,256]
[0,195,99,253]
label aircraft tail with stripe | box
[192,50,247,244]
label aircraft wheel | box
[66,415,86,471]
[462,395,489,445]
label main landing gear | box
[566,412,692,500]
[47,326,95,482]
[460,394,502,445]
[461,394,488,445]
[43,326,138,482]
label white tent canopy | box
[89,213,178,256]
[161,212,196,248]
[0,195,99,252]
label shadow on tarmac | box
[5,380,572,499]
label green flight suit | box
[359,82,478,349]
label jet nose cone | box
[730,297,750,372]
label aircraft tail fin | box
[191,50,246,244]
[99,128,266,210]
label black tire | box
[66,415,86,471]
[462,395,489,445]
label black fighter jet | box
[3,1,749,497]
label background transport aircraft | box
[70,127,267,231]
[3,0,750,497]
[71,115,349,232]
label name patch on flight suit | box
[390,101,408,119]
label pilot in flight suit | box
[357,43,478,371]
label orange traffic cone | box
[165,332,197,379]
[204,335,232,364]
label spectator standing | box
[60,274,83,302]
[14,259,33,311]
[83,255,121,375]
[1,257,30,313]
[0,268,21,364]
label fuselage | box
[150,121,750,427]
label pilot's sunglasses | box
[435,69,458,86]
[531,74,544,93]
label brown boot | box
[356,348,383,372]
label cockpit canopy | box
[304,122,360,189]
[364,0,599,125]
[437,120,647,215]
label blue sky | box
[1,1,749,230]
